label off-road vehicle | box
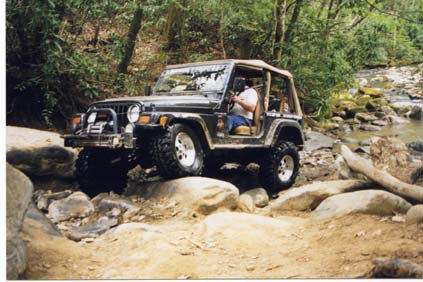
[63,59,305,196]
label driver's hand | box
[231,96,241,103]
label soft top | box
[166,59,293,78]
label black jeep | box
[63,59,305,196]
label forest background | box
[6,0,423,130]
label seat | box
[233,87,263,136]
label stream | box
[345,64,423,143]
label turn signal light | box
[159,116,168,126]
[72,116,81,125]
[139,115,151,124]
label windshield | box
[154,64,230,95]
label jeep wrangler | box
[63,59,304,196]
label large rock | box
[136,177,239,215]
[6,126,76,178]
[408,105,423,120]
[48,192,94,223]
[195,212,302,243]
[6,163,34,279]
[240,188,269,208]
[23,202,62,237]
[406,205,423,224]
[270,180,372,212]
[371,137,411,171]
[312,190,412,219]
[304,131,334,152]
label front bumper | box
[62,133,136,149]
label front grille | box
[93,102,132,131]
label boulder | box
[195,212,302,243]
[66,217,118,241]
[270,180,372,212]
[23,202,62,237]
[241,188,269,208]
[238,194,255,213]
[6,126,76,178]
[48,192,94,223]
[359,124,381,131]
[304,131,334,152]
[359,86,384,98]
[312,190,412,220]
[6,163,34,280]
[408,105,423,120]
[372,120,388,127]
[355,113,379,122]
[406,205,423,224]
[34,190,73,212]
[136,177,239,215]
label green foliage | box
[6,0,423,128]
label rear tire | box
[76,148,131,197]
[259,142,300,195]
[150,124,204,179]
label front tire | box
[259,142,300,195]
[150,124,204,179]
[76,148,131,197]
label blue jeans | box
[227,115,253,133]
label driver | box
[227,78,258,133]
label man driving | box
[227,78,258,133]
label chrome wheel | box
[278,155,294,181]
[175,132,196,167]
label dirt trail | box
[22,212,423,279]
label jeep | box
[63,59,304,196]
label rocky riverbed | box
[6,65,423,279]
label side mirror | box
[232,77,245,93]
[145,85,152,96]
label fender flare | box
[264,119,304,147]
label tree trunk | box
[270,0,278,56]
[340,145,423,203]
[284,0,303,45]
[219,0,226,59]
[118,6,143,74]
[165,0,185,52]
[276,0,287,61]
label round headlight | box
[87,112,97,124]
[127,104,141,123]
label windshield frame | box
[153,62,234,99]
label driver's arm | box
[231,96,255,112]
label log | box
[340,145,423,203]
[368,258,423,278]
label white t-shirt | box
[229,87,258,120]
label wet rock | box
[341,137,359,144]
[7,164,34,279]
[312,190,412,220]
[135,177,239,215]
[241,188,269,208]
[324,122,340,130]
[304,131,334,152]
[385,115,409,124]
[406,205,423,224]
[331,116,344,123]
[359,86,384,98]
[270,180,372,212]
[408,105,423,120]
[359,124,381,131]
[372,120,388,127]
[48,192,94,223]
[356,113,379,122]
[6,127,76,178]
[381,106,397,117]
[345,118,361,125]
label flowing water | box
[345,64,423,143]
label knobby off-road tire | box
[259,142,300,195]
[76,148,133,197]
[150,124,204,179]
